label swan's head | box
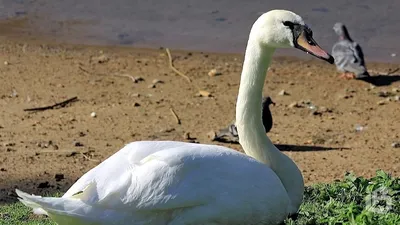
[251,10,334,64]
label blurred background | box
[0,0,399,62]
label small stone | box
[207,131,217,141]
[196,90,212,97]
[10,89,18,98]
[95,54,109,63]
[278,90,289,96]
[133,102,140,107]
[152,79,163,85]
[74,141,84,147]
[131,93,140,97]
[377,100,386,105]
[90,112,97,118]
[4,61,9,65]
[55,173,64,181]
[392,142,400,148]
[148,84,156,89]
[0,168,7,172]
[134,77,144,82]
[377,91,390,97]
[208,69,221,77]
[394,96,400,101]
[392,88,399,93]
[288,102,300,108]
[370,84,376,89]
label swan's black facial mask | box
[283,21,334,64]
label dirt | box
[0,38,399,204]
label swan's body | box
[16,10,333,225]
[215,97,275,143]
[331,23,369,79]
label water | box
[1,0,400,63]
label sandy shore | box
[0,38,399,203]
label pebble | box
[4,61,9,65]
[74,141,84,147]
[152,79,163,85]
[278,90,289,96]
[394,96,400,101]
[148,84,156,89]
[133,102,141,107]
[95,54,109,63]
[392,142,400,148]
[90,112,97,118]
[134,77,144,82]
[131,93,140,97]
[208,69,222,77]
[207,131,217,141]
[377,91,390,97]
[288,102,300,108]
[196,90,212,97]
[377,100,386,105]
[392,88,399,93]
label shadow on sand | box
[213,138,349,152]
[359,74,400,86]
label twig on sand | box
[24,97,79,112]
[387,67,399,75]
[78,66,91,74]
[369,67,400,76]
[165,48,192,83]
[169,108,181,124]
[113,73,138,83]
[80,152,101,162]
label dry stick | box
[165,48,192,83]
[368,67,400,76]
[169,108,181,124]
[24,97,78,112]
[80,152,101,162]
[113,73,137,83]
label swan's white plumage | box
[15,9,333,225]
[18,141,289,224]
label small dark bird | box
[331,22,369,79]
[214,96,275,143]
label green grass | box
[1,170,399,225]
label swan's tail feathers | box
[16,189,97,225]
[15,189,49,215]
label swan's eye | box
[282,21,294,29]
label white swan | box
[16,10,334,225]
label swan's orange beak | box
[295,31,334,64]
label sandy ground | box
[0,38,399,204]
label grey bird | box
[331,22,370,79]
[214,96,275,143]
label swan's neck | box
[235,40,279,166]
[236,38,304,215]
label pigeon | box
[214,96,275,143]
[331,22,370,79]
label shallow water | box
[1,0,400,62]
